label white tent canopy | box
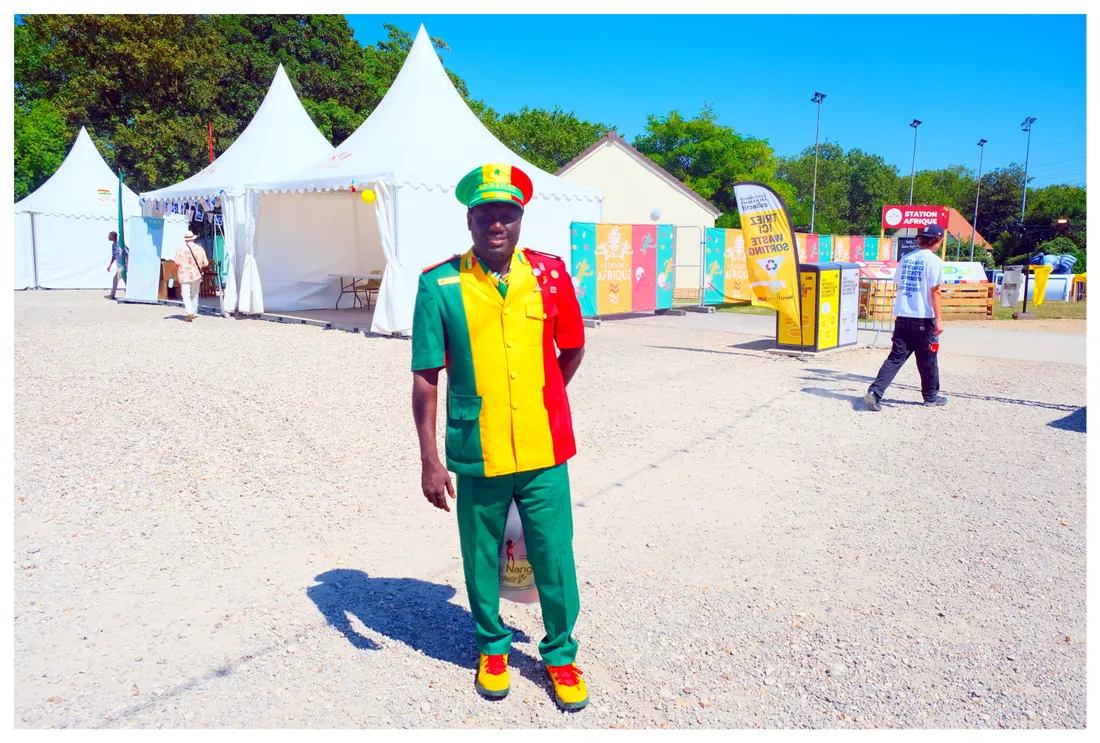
[14,127,140,290]
[141,64,334,312]
[249,25,602,334]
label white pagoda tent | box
[14,127,140,290]
[248,25,603,334]
[141,64,334,312]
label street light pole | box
[809,91,826,234]
[908,119,921,205]
[1019,117,1037,224]
[970,138,986,262]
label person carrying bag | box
[173,230,209,322]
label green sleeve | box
[411,273,446,371]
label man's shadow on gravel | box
[802,386,923,411]
[307,569,539,677]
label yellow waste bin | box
[776,262,860,351]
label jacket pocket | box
[543,385,563,411]
[446,394,483,465]
[448,393,483,421]
[525,298,559,320]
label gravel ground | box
[14,291,1086,729]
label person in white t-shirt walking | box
[864,223,948,411]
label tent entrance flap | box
[250,189,389,313]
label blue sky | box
[346,14,1087,187]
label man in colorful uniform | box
[410,163,589,711]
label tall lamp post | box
[970,138,987,262]
[908,119,921,205]
[809,91,826,233]
[1019,117,1037,223]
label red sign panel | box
[881,205,950,230]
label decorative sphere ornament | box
[361,188,376,204]
[650,208,661,222]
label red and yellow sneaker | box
[546,663,588,711]
[476,653,510,698]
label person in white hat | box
[173,230,209,322]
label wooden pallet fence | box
[859,280,995,320]
[859,280,896,321]
[939,284,994,318]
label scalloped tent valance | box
[141,64,333,204]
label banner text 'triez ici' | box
[731,182,802,334]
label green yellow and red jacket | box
[411,247,585,478]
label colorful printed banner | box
[570,224,598,317]
[704,228,751,303]
[849,236,865,262]
[732,182,801,328]
[656,225,675,310]
[631,224,657,312]
[570,222,675,317]
[804,233,820,262]
[792,234,891,263]
[833,236,850,263]
[595,224,632,312]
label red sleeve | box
[553,262,585,350]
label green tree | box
[969,164,1025,252]
[473,104,613,173]
[777,142,850,233]
[16,14,231,191]
[14,98,71,201]
[777,144,899,235]
[908,165,976,214]
[1025,184,1086,252]
[13,16,471,194]
[213,15,369,146]
[844,149,900,235]
[633,104,791,227]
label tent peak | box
[270,64,293,89]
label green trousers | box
[456,462,580,666]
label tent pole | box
[29,212,41,290]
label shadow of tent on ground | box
[1049,407,1086,433]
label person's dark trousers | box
[868,316,940,402]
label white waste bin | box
[1001,266,1023,308]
